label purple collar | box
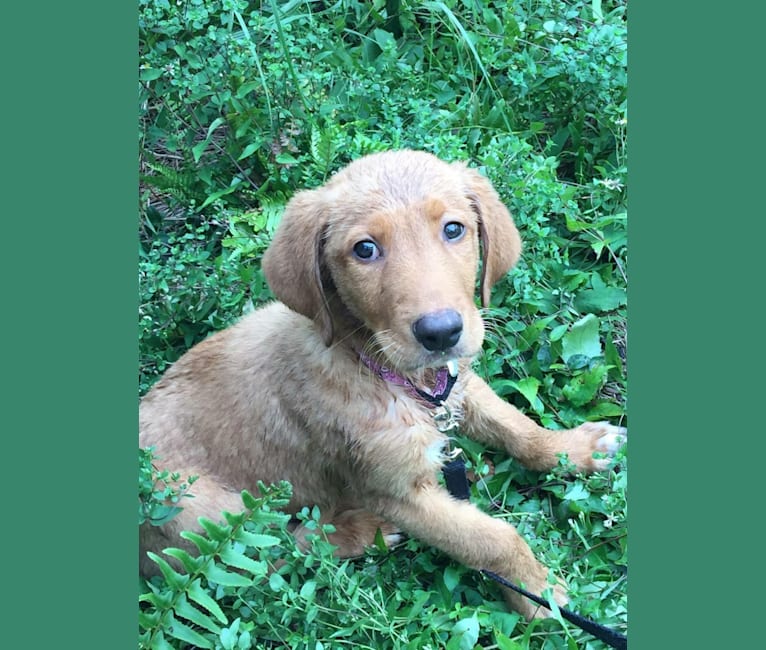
[358,351,457,408]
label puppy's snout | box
[412,310,463,352]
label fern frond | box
[138,482,294,649]
[187,578,227,624]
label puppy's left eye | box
[352,240,381,261]
[443,222,466,241]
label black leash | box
[442,457,471,500]
[481,570,627,650]
[442,461,627,650]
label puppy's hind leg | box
[139,474,248,577]
[291,508,402,558]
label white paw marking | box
[384,533,403,547]
[596,425,627,455]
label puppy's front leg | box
[373,487,566,620]
[462,371,626,472]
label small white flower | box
[595,178,624,191]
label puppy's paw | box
[382,532,404,548]
[570,421,627,472]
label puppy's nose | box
[412,310,463,352]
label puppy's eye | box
[443,221,466,241]
[352,240,381,261]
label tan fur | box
[139,150,626,620]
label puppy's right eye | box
[352,240,381,261]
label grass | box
[139,1,627,648]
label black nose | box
[412,310,463,352]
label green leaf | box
[483,7,504,35]
[174,593,222,634]
[494,631,524,650]
[145,630,174,650]
[550,323,568,342]
[443,565,461,592]
[222,510,248,528]
[187,578,227,624]
[147,552,188,591]
[164,611,213,648]
[373,526,388,551]
[163,547,202,574]
[205,117,225,140]
[234,530,281,549]
[372,27,396,50]
[275,152,299,165]
[564,482,590,501]
[219,544,268,576]
[148,504,183,526]
[235,80,262,98]
[425,1,492,81]
[592,0,604,23]
[562,314,602,364]
[203,563,252,587]
[200,181,242,210]
[449,614,480,650]
[574,274,627,313]
[192,139,209,164]
[238,630,252,649]
[605,336,625,380]
[299,580,317,602]
[139,67,163,82]
[563,364,608,406]
[139,607,161,629]
[180,530,218,556]
[586,401,625,419]
[240,489,259,510]
[515,377,540,407]
[489,611,521,639]
[404,590,431,621]
[220,618,242,650]
[199,517,231,542]
[237,141,261,162]
[269,572,287,592]
[516,315,557,352]
[310,126,337,174]
[140,588,174,610]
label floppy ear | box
[261,189,334,345]
[456,164,522,307]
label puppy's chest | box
[349,387,466,487]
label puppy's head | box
[262,150,521,371]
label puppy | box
[139,150,626,619]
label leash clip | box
[433,401,459,432]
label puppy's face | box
[323,188,486,372]
[262,150,522,373]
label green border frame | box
[5,1,763,647]
[3,3,136,645]
[630,3,764,648]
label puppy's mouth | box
[357,348,459,407]
[376,346,461,375]
[417,352,460,376]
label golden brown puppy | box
[139,150,626,619]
